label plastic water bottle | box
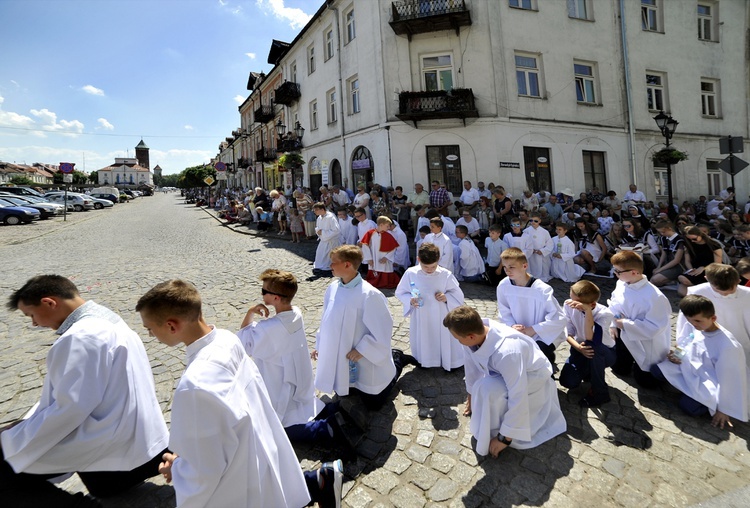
[410,281,424,308]
[349,360,359,383]
[674,332,694,360]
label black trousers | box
[350,351,405,411]
[0,445,168,507]
[611,331,662,389]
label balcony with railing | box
[274,81,301,106]
[237,157,251,168]
[389,0,471,39]
[396,88,478,127]
[255,148,277,162]
[276,139,303,153]
[254,104,275,124]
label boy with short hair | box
[361,216,401,288]
[413,205,430,243]
[313,202,341,276]
[454,224,486,282]
[423,217,454,272]
[559,280,616,407]
[522,211,553,282]
[444,306,566,458]
[651,219,686,287]
[415,225,431,257]
[136,279,342,508]
[312,245,406,411]
[550,222,585,282]
[654,295,748,428]
[503,218,533,258]
[338,207,358,245]
[608,251,671,388]
[496,248,567,369]
[388,221,411,274]
[485,224,509,286]
[396,243,465,371]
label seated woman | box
[677,226,724,296]
[572,218,608,274]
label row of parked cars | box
[0,186,131,225]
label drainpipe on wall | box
[619,0,638,187]
[328,1,347,184]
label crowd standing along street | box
[1,193,749,507]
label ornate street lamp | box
[275,118,286,139]
[653,110,679,216]
[294,121,305,141]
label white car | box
[89,197,114,209]
[45,193,95,211]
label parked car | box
[0,204,41,225]
[0,196,62,219]
[90,192,119,205]
[89,197,114,209]
[44,193,95,211]
[0,186,45,198]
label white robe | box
[657,326,748,421]
[414,216,430,243]
[236,307,320,427]
[170,328,309,508]
[464,319,566,456]
[357,218,377,242]
[456,238,485,278]
[503,233,533,260]
[550,235,585,282]
[522,226,553,282]
[362,230,395,273]
[496,277,567,347]
[314,211,341,270]
[607,276,671,371]
[338,216,358,245]
[441,215,458,244]
[1,301,169,475]
[395,266,465,370]
[424,232,454,271]
[485,237,509,267]
[391,224,411,268]
[315,276,396,396]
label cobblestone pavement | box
[1,194,748,507]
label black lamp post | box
[275,118,286,141]
[294,121,305,142]
[653,110,678,217]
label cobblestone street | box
[1,194,748,507]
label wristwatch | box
[496,434,513,446]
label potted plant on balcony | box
[278,152,305,170]
[651,148,688,165]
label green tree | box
[88,170,98,184]
[9,175,34,186]
[178,164,216,189]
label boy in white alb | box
[338,208,358,245]
[608,251,671,388]
[361,216,401,289]
[444,306,566,458]
[354,207,377,244]
[3,275,169,507]
[395,243,465,371]
[550,222,585,283]
[503,219,533,258]
[137,280,342,508]
[389,221,411,273]
[312,245,407,411]
[454,225,486,282]
[654,295,748,427]
[313,202,341,275]
[496,248,567,369]
[522,212,553,282]
[423,217,454,271]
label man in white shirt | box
[331,184,350,210]
[623,184,647,204]
[458,180,480,213]
[3,275,170,507]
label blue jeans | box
[560,342,616,396]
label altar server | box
[389,221,411,272]
[550,222,585,282]
[423,217,454,271]
[522,211,553,282]
[444,306,566,458]
[361,216,401,288]
[313,202,341,275]
[2,275,169,507]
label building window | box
[653,166,669,197]
[325,28,334,61]
[574,62,597,104]
[327,89,337,124]
[698,3,715,41]
[567,0,590,20]
[706,160,722,197]
[641,0,659,32]
[290,62,297,82]
[646,72,665,111]
[308,45,315,74]
[349,77,360,114]
[426,146,462,193]
[582,151,607,192]
[422,54,454,92]
[515,54,541,98]
[509,0,534,10]
[701,79,719,117]
[345,7,356,44]
[310,100,318,130]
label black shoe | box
[317,459,343,508]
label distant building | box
[135,139,150,170]
[97,141,154,188]
[153,164,163,181]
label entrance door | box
[523,147,552,193]
[309,174,322,200]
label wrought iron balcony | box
[396,88,478,127]
[254,104,275,124]
[276,139,303,153]
[274,81,301,106]
[390,0,471,39]
[255,148,277,162]
[237,157,251,168]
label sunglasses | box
[530,219,540,223]
[262,288,289,298]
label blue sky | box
[0,0,315,175]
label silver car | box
[45,193,95,211]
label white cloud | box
[82,85,105,96]
[245,52,256,60]
[184,125,194,130]
[0,95,4,105]
[97,118,114,130]
[234,95,245,105]
[30,108,85,137]
[255,0,312,29]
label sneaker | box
[318,459,343,508]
